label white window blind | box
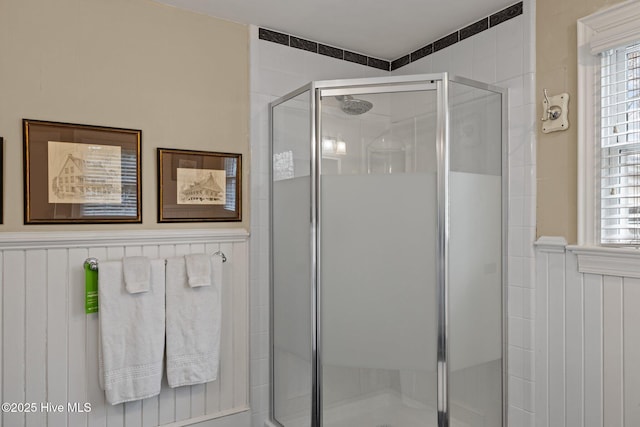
[600,41,640,244]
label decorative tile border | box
[258,1,523,72]
[258,28,391,71]
[391,1,523,70]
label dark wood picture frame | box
[157,148,241,222]
[23,119,142,224]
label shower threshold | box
[276,391,472,427]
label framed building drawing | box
[23,119,142,224]
[157,148,241,222]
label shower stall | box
[269,74,507,427]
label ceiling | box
[152,0,518,60]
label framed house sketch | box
[157,148,241,222]
[23,119,142,224]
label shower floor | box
[278,391,470,427]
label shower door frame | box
[269,73,509,427]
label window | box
[578,1,640,245]
[599,42,640,244]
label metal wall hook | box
[541,89,570,133]
[541,89,562,121]
[213,250,227,263]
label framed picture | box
[157,148,241,222]
[23,119,141,224]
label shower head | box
[336,95,373,115]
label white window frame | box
[577,0,640,246]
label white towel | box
[165,255,222,387]
[185,253,211,287]
[123,256,150,293]
[98,259,165,404]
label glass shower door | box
[272,89,313,427]
[448,81,504,427]
[319,86,439,427]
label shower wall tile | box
[525,132,537,169]
[523,380,535,412]
[250,357,269,388]
[496,19,524,82]
[510,165,525,201]
[509,316,524,348]
[524,195,536,228]
[509,137,525,168]
[430,48,451,75]
[523,0,536,75]
[396,55,433,74]
[510,196,524,227]
[471,29,497,83]
[509,376,525,409]
[523,318,535,350]
[509,346,524,377]
[251,332,269,360]
[523,348,535,379]
[250,384,269,414]
[509,105,529,145]
[255,65,309,98]
[524,159,536,196]
[509,406,535,427]
[500,75,524,108]
[509,286,524,317]
[509,256,524,286]
[510,227,526,258]
[524,72,536,105]
[449,37,473,79]
[522,288,535,320]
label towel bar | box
[84,251,227,271]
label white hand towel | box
[185,253,211,287]
[123,256,151,293]
[99,259,165,404]
[165,255,222,387]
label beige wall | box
[536,0,624,243]
[0,0,249,231]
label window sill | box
[568,244,640,278]
[535,236,640,278]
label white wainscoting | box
[0,229,249,427]
[535,237,640,427]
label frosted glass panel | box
[272,90,312,427]
[448,82,503,427]
[320,89,439,427]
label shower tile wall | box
[249,0,536,424]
